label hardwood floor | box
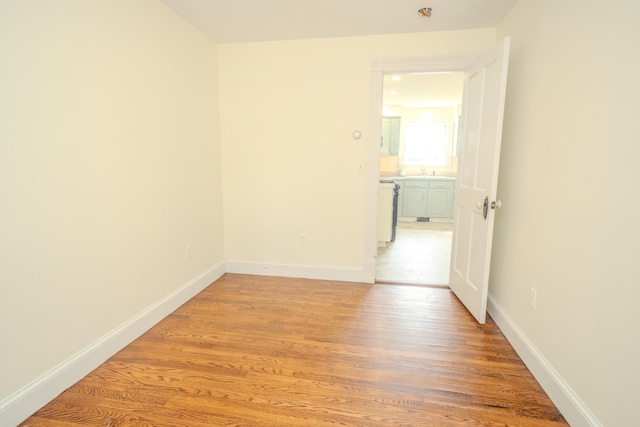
[21,274,568,426]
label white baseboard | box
[487,293,602,427]
[225,260,374,284]
[0,262,225,427]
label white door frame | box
[365,54,477,283]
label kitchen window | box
[403,123,449,166]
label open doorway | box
[376,72,464,285]
[369,40,511,321]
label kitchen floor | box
[376,220,453,285]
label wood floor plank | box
[19,274,568,426]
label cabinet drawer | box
[403,180,429,189]
[429,181,455,190]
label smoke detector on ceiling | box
[418,7,432,18]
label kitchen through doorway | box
[376,72,463,285]
[376,220,453,285]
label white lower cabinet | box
[377,183,396,242]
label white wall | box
[218,29,495,276]
[493,0,640,425]
[0,0,224,418]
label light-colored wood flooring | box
[21,274,567,426]
[377,221,453,285]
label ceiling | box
[383,72,464,108]
[159,0,519,43]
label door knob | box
[491,200,502,209]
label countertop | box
[381,176,457,181]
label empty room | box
[1,1,637,426]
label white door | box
[449,38,510,324]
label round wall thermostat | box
[352,130,362,139]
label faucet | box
[421,168,427,176]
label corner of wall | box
[0,264,225,426]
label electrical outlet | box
[185,245,192,261]
[528,287,537,310]
[299,234,307,246]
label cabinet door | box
[380,117,390,155]
[427,188,452,218]
[402,181,428,217]
[388,117,401,155]
[427,181,455,218]
[381,116,401,155]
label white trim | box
[225,260,372,284]
[488,293,603,427]
[0,262,225,427]
[379,54,477,74]
[362,259,376,283]
[365,60,383,279]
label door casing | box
[365,54,477,283]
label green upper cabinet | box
[381,116,401,155]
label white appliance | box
[377,180,398,244]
